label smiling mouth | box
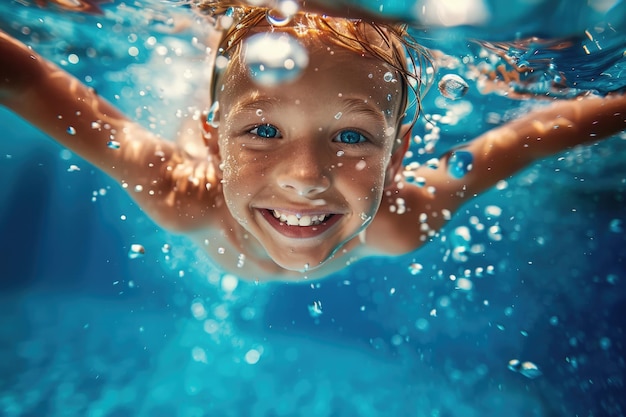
[271,209,331,226]
[259,209,341,239]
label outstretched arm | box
[370,94,626,253]
[0,31,220,231]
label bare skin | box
[1,28,625,282]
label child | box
[1,1,624,282]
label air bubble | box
[66,126,76,135]
[609,219,623,233]
[438,74,469,100]
[221,274,238,293]
[308,301,323,318]
[128,243,145,259]
[266,9,291,26]
[383,71,394,82]
[245,348,261,365]
[237,253,246,268]
[190,299,207,320]
[408,262,423,275]
[508,360,542,379]
[447,150,473,179]
[243,33,309,86]
[426,158,440,169]
[207,101,220,128]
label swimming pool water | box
[1,1,625,416]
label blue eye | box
[335,130,367,145]
[250,124,281,138]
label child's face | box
[215,33,405,272]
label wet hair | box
[194,1,431,132]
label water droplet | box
[456,277,473,291]
[308,301,323,318]
[355,160,367,171]
[245,348,261,365]
[107,140,121,150]
[447,150,473,179]
[599,336,612,350]
[215,55,229,70]
[408,262,423,275]
[334,111,342,120]
[66,126,76,135]
[508,359,521,372]
[221,274,238,292]
[487,225,503,241]
[243,33,309,87]
[217,247,225,255]
[519,361,542,379]
[255,109,263,117]
[161,243,171,253]
[485,205,502,217]
[266,8,291,26]
[128,243,145,259]
[336,150,344,157]
[438,74,469,100]
[190,299,207,320]
[426,158,439,169]
[191,346,208,363]
[383,71,394,82]
[451,226,472,249]
[609,218,623,233]
[207,101,220,128]
[237,253,246,268]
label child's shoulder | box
[365,181,442,255]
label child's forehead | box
[221,41,401,104]
[220,26,400,89]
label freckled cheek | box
[338,163,386,208]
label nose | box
[276,149,331,197]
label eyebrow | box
[338,97,388,126]
[230,95,389,126]
[230,94,280,115]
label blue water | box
[1,1,625,416]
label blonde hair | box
[195,1,431,127]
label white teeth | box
[271,210,328,226]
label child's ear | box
[384,123,412,188]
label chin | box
[271,252,332,273]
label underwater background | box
[1,1,625,416]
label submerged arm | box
[0,31,220,231]
[370,94,626,254]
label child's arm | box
[0,31,220,231]
[369,94,626,253]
